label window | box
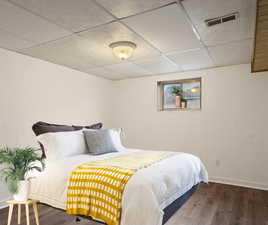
[157,78,201,111]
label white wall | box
[0,48,112,206]
[1,50,268,207]
[110,64,268,190]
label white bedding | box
[28,148,208,225]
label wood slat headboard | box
[252,0,268,72]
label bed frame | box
[162,184,198,224]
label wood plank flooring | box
[0,183,267,225]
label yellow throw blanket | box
[66,151,177,225]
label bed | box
[29,122,208,225]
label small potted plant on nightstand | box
[0,147,44,201]
[172,86,184,107]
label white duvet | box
[28,148,208,225]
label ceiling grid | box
[0,0,256,80]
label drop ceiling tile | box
[9,0,114,32]
[167,48,214,71]
[78,22,160,65]
[96,0,174,18]
[0,29,35,50]
[208,39,253,66]
[133,55,181,74]
[182,0,256,46]
[104,62,152,77]
[0,0,71,44]
[20,35,99,69]
[123,4,202,53]
[83,67,126,80]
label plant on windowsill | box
[171,86,184,107]
[181,98,187,109]
[0,147,44,201]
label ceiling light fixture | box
[109,41,137,60]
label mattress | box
[28,148,208,225]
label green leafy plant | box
[171,86,183,96]
[0,147,44,194]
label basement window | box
[157,78,201,111]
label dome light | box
[109,41,137,60]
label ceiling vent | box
[205,12,239,27]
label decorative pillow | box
[37,130,87,161]
[73,123,103,131]
[32,121,103,136]
[32,121,103,158]
[32,121,75,136]
[83,129,118,155]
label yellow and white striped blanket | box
[66,151,177,225]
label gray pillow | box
[83,129,118,155]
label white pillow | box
[37,130,87,161]
[109,128,124,150]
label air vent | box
[205,12,239,27]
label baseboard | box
[0,197,12,209]
[210,176,268,191]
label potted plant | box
[0,147,44,201]
[181,98,187,109]
[171,86,183,107]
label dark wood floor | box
[0,183,267,225]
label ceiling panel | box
[0,0,71,44]
[96,0,174,18]
[123,4,202,53]
[83,67,126,80]
[182,0,256,46]
[20,35,99,69]
[9,0,114,32]
[0,29,35,50]
[167,48,214,70]
[104,62,152,77]
[133,55,180,74]
[208,39,253,66]
[78,22,160,65]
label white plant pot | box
[13,180,29,201]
